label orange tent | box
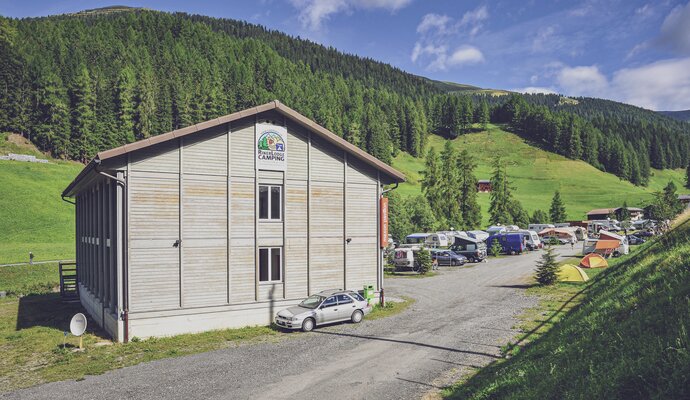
[594,240,619,257]
[580,253,608,268]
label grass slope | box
[444,214,690,399]
[392,124,686,225]
[0,134,83,264]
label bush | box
[416,247,433,275]
[490,239,503,257]
[535,246,559,285]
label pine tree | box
[686,161,690,189]
[477,99,490,129]
[549,191,567,223]
[489,238,503,257]
[421,147,443,219]
[456,149,482,229]
[115,66,137,144]
[530,209,549,224]
[34,71,70,157]
[489,157,513,225]
[386,191,411,243]
[535,247,559,285]
[618,201,631,221]
[70,66,97,161]
[135,66,156,139]
[407,195,438,232]
[439,141,462,227]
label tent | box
[557,264,590,282]
[580,253,608,268]
[538,228,577,242]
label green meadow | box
[392,124,687,226]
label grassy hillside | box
[0,134,82,264]
[392,124,687,225]
[444,212,690,399]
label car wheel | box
[351,310,363,324]
[302,318,315,332]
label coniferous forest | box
[0,8,688,185]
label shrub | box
[535,246,559,285]
[490,239,503,257]
[416,247,432,275]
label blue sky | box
[2,0,690,110]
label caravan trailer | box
[528,223,555,232]
[404,233,449,248]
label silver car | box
[274,289,372,332]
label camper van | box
[466,230,489,242]
[450,236,488,262]
[487,233,526,255]
[486,225,507,235]
[404,233,449,248]
[518,230,542,250]
[528,223,555,232]
[393,247,420,271]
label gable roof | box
[63,100,405,196]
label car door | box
[438,252,449,265]
[316,296,339,324]
[336,294,356,320]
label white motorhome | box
[405,233,449,248]
[519,230,542,250]
[528,223,555,232]
[486,225,507,235]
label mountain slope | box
[444,212,690,399]
[659,110,690,122]
[392,125,686,225]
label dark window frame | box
[259,247,282,283]
[258,184,282,221]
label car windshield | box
[299,295,325,309]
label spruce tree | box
[535,247,559,285]
[618,201,631,221]
[421,147,443,219]
[489,157,513,225]
[457,149,482,229]
[70,66,97,161]
[686,161,690,189]
[439,141,463,228]
[478,99,490,129]
[115,66,136,144]
[530,209,549,224]
[549,191,567,223]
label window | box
[322,296,337,308]
[336,294,353,305]
[259,185,281,220]
[350,292,365,302]
[259,247,282,282]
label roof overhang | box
[63,100,406,197]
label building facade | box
[62,101,405,342]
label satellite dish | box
[70,313,87,336]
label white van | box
[405,233,449,248]
[519,230,542,250]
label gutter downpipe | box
[379,182,399,307]
[94,159,128,343]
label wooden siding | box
[346,183,377,238]
[310,182,344,238]
[130,141,179,173]
[229,120,254,178]
[286,122,309,180]
[285,238,308,298]
[230,178,254,239]
[182,246,227,307]
[310,241,344,292]
[346,242,377,290]
[229,246,255,303]
[311,137,344,183]
[182,127,227,176]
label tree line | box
[0,10,687,187]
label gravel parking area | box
[3,247,570,400]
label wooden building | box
[477,179,492,193]
[62,101,405,342]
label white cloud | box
[658,2,690,55]
[513,86,558,94]
[448,45,485,66]
[411,6,488,70]
[458,5,489,38]
[611,58,690,110]
[531,26,557,53]
[290,0,412,31]
[557,65,608,96]
[416,13,452,34]
[547,59,690,110]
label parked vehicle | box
[486,225,507,235]
[519,230,542,250]
[430,249,468,266]
[486,233,526,255]
[627,235,646,245]
[528,223,555,232]
[636,230,654,237]
[542,236,569,245]
[405,233,449,248]
[466,230,489,242]
[393,247,420,271]
[450,236,488,262]
[275,289,371,332]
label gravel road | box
[4,247,572,400]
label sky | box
[2,0,690,111]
